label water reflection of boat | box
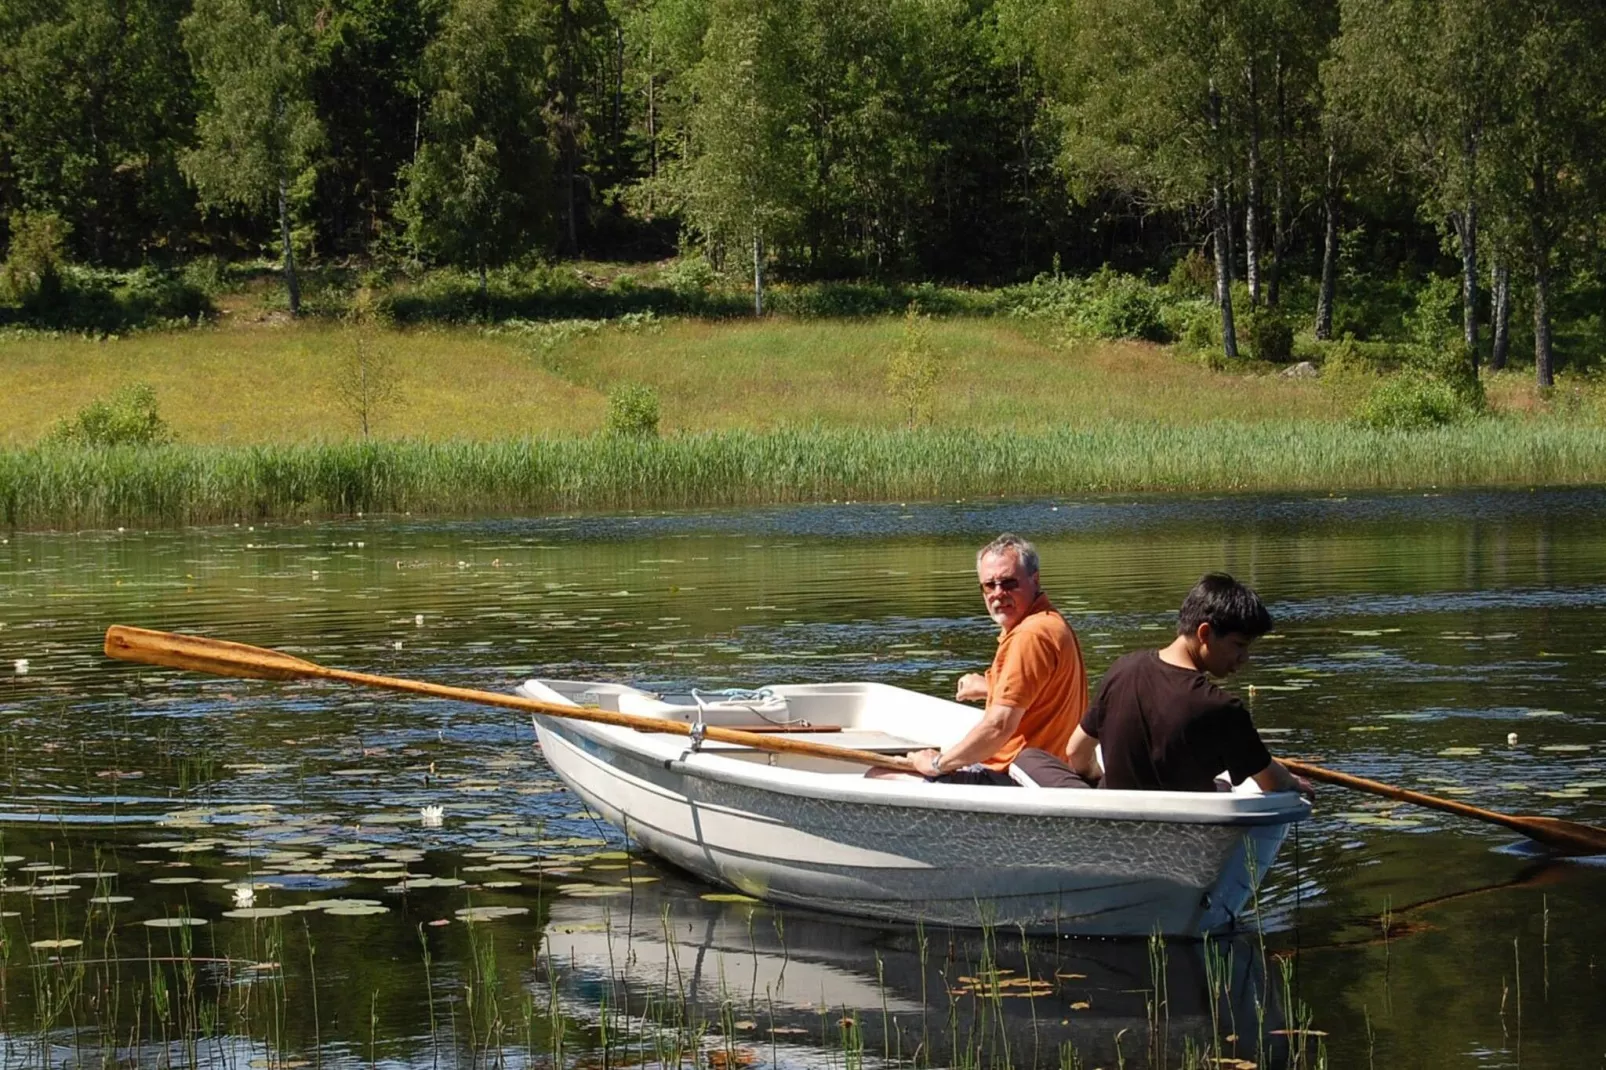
[520,679,1310,936]
[540,881,1287,1070]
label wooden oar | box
[104,625,915,773]
[1281,757,1606,856]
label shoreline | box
[4,422,1605,531]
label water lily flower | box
[13,659,28,675]
[1507,732,1519,746]
[420,805,444,828]
[414,614,424,626]
[233,885,256,906]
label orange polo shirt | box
[981,594,1087,771]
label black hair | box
[1177,573,1273,639]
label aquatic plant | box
[5,420,1606,529]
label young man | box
[891,532,1087,786]
[1040,572,1312,796]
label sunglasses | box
[979,577,1022,592]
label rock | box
[1281,360,1319,379]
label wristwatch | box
[927,752,944,776]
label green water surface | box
[1,489,1603,1069]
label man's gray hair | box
[977,532,1039,575]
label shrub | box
[119,267,213,325]
[1246,308,1295,363]
[1173,302,1220,353]
[1354,373,1472,431]
[661,255,718,296]
[1407,342,1485,412]
[1078,273,1169,342]
[181,255,229,296]
[1408,274,1463,349]
[47,383,173,447]
[2,212,70,315]
[333,296,404,439]
[1167,250,1215,297]
[886,305,945,427]
[605,383,661,437]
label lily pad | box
[455,905,529,922]
[223,907,295,919]
[304,898,381,910]
[31,939,83,949]
[143,917,208,928]
[384,876,465,890]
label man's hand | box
[906,748,942,778]
[1292,773,1315,799]
[954,673,988,703]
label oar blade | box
[1516,816,1606,857]
[105,625,320,682]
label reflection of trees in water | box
[539,882,1301,1069]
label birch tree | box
[1481,0,1606,387]
[1327,0,1506,359]
[677,0,803,314]
[1024,0,1255,359]
[181,0,322,314]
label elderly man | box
[897,532,1087,786]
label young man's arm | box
[1065,724,1103,784]
[1251,758,1314,798]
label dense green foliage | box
[604,383,662,437]
[47,383,173,447]
[1,0,1604,383]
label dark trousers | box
[1007,747,1096,789]
[923,749,1095,788]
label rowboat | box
[519,678,1310,937]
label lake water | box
[2,489,1604,1069]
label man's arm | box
[1065,725,1103,784]
[1251,759,1314,798]
[908,702,1026,777]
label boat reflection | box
[541,877,1295,1069]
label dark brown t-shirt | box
[1080,650,1272,791]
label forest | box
[1,0,1604,386]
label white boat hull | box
[521,680,1306,937]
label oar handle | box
[103,625,915,772]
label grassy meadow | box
[3,306,1605,528]
[2,314,1355,445]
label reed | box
[5,419,1606,530]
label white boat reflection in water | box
[521,679,1310,936]
[541,878,1294,1070]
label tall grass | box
[5,421,1606,529]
